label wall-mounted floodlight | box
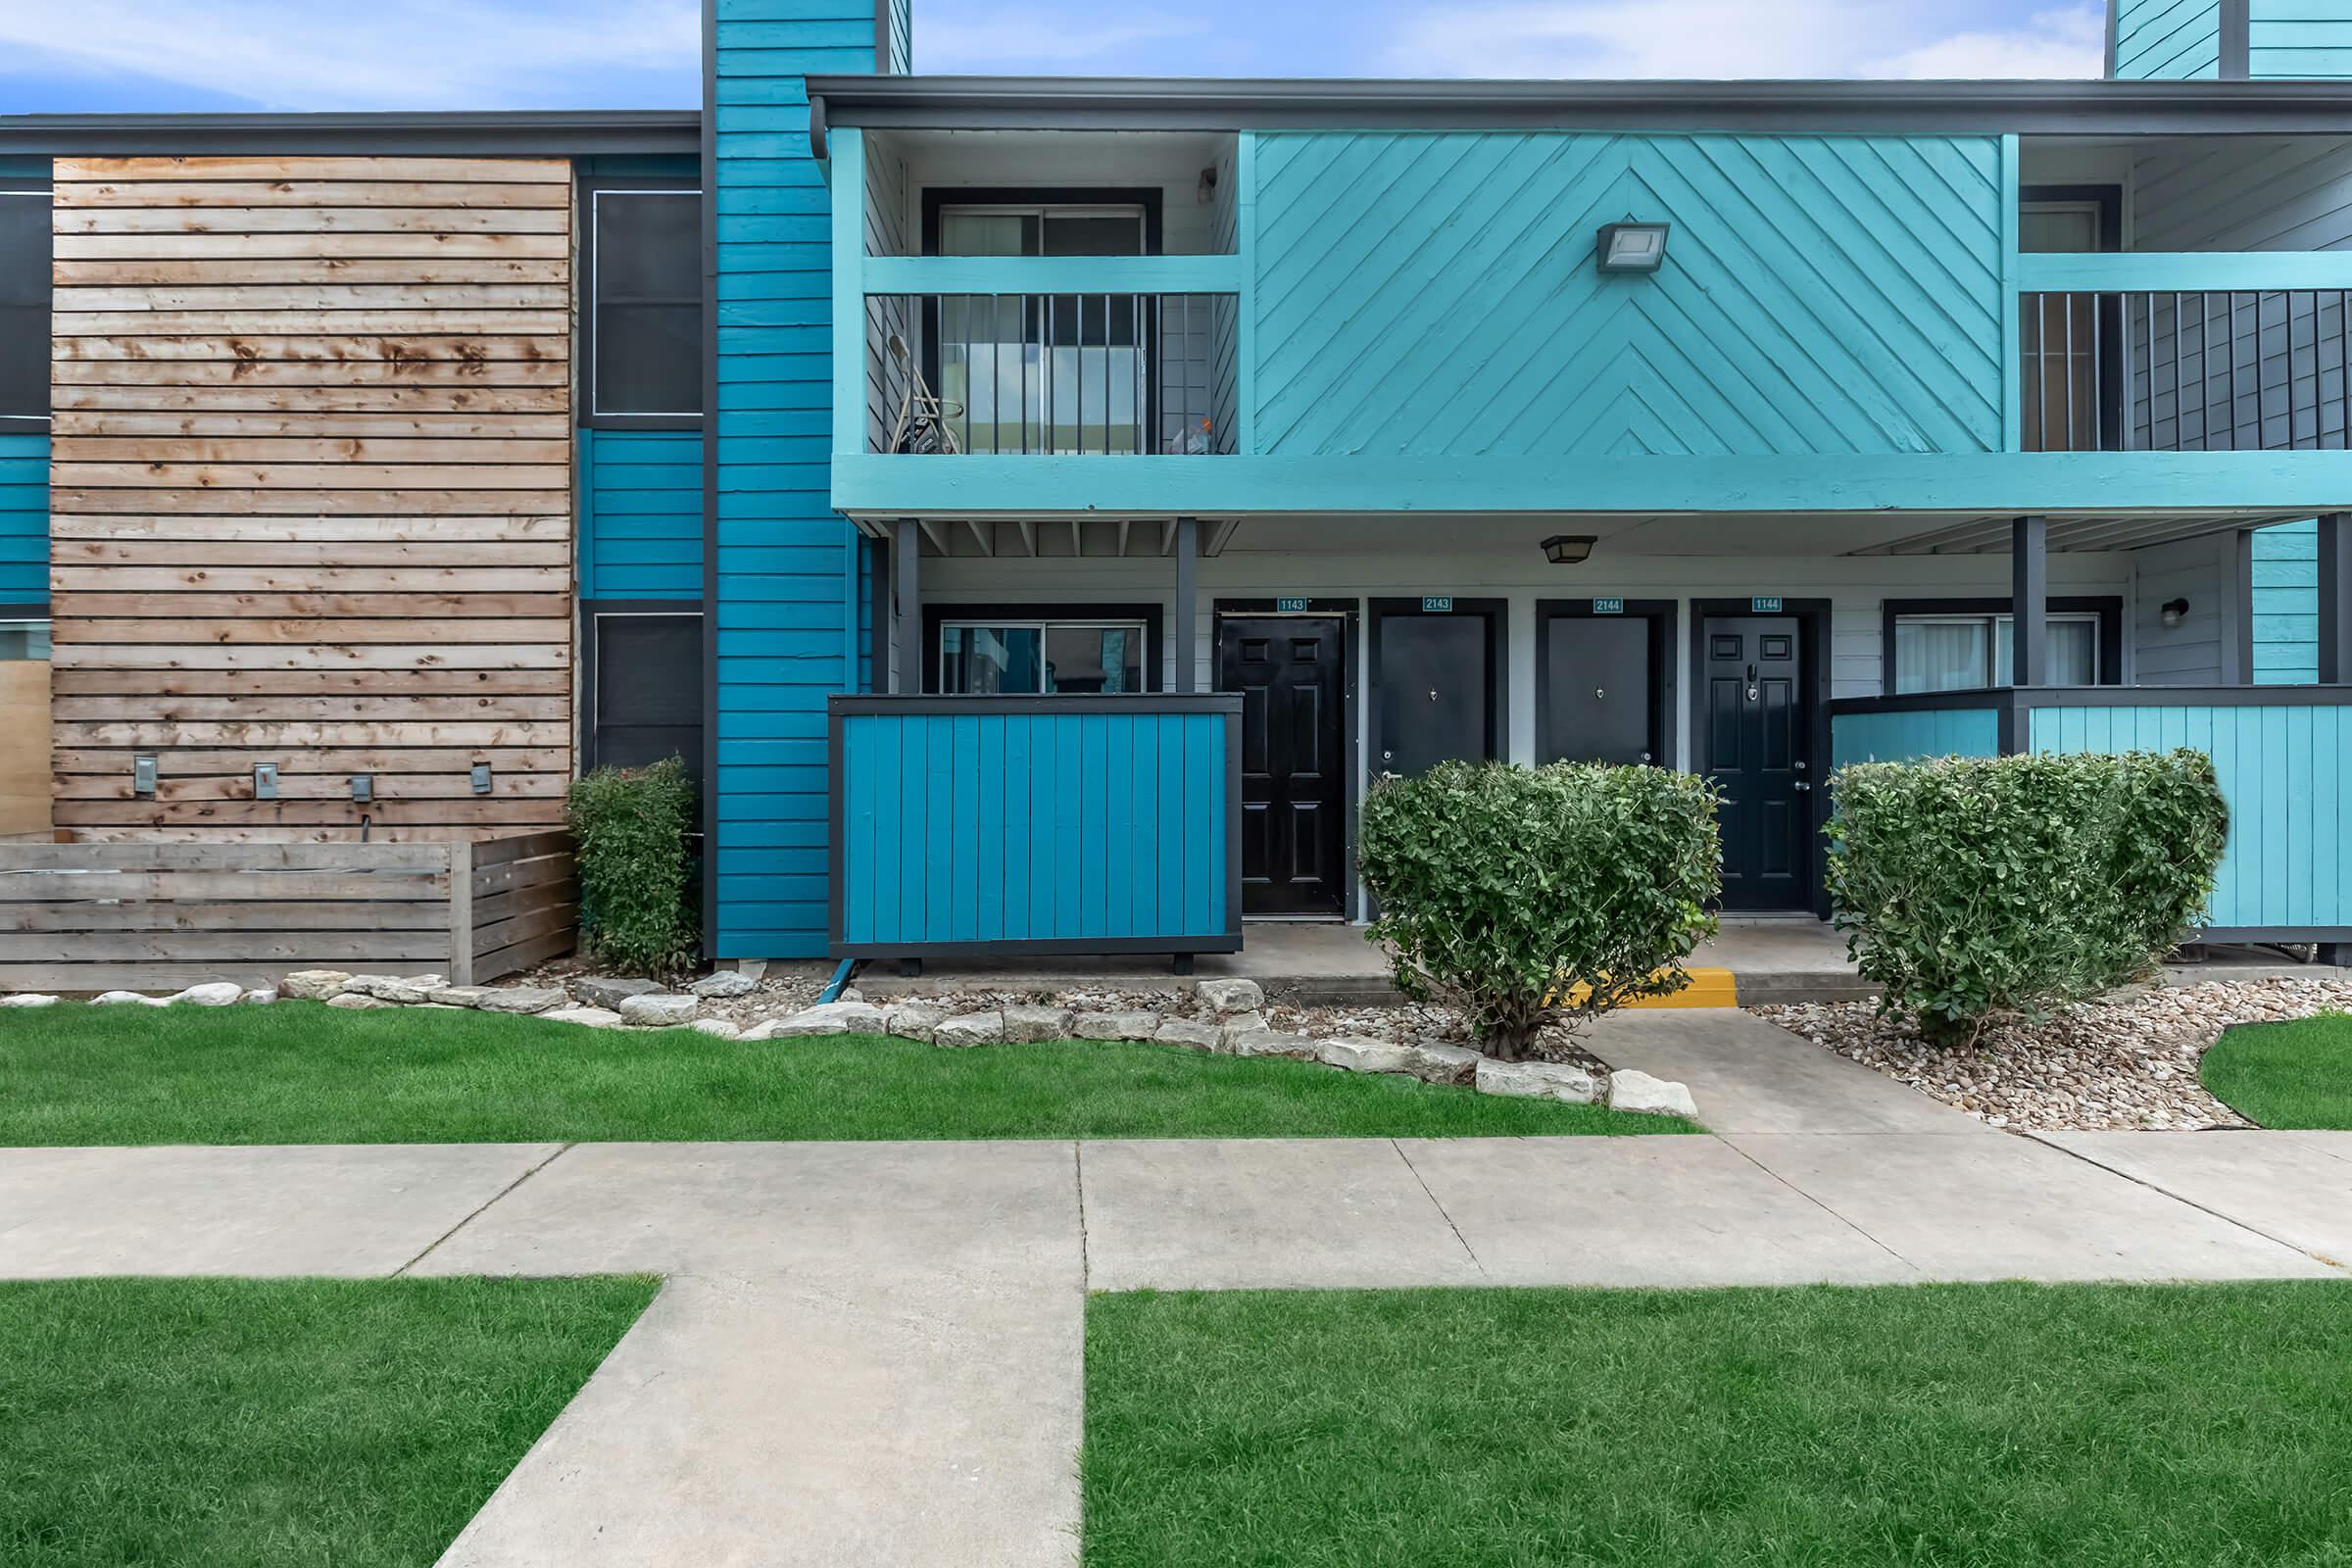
[1542,535,1597,565]
[2161,597,2190,629]
[1595,220,1670,274]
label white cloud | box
[0,1,700,111]
[1382,0,2105,80]
[916,8,1207,70]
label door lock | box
[1427,689,1439,703]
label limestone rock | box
[689,970,758,1000]
[1214,1011,1272,1049]
[1223,1028,1319,1061]
[617,993,701,1028]
[240,989,278,1005]
[277,970,351,1002]
[1,994,60,1008]
[1153,1017,1222,1051]
[92,991,166,1007]
[575,976,661,1009]
[169,982,245,1007]
[428,986,492,1008]
[1315,1036,1422,1076]
[882,1003,945,1044]
[1072,1009,1163,1043]
[1001,1004,1073,1044]
[933,1012,1005,1048]
[541,1005,624,1028]
[838,986,867,1004]
[690,1018,743,1040]
[1195,978,1264,1016]
[1474,1057,1601,1104]
[324,993,397,1012]
[754,1001,886,1040]
[1608,1068,1699,1118]
[1398,1041,1485,1086]
[475,987,567,1015]
[344,973,446,1005]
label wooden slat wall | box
[47,156,573,840]
[0,661,51,836]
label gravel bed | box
[1754,977,2352,1130]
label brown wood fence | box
[45,155,574,840]
[0,830,573,994]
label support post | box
[1173,515,1199,694]
[893,518,919,695]
[2012,514,2047,687]
[446,839,474,987]
[2321,514,2351,686]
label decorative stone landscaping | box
[3,965,1698,1117]
[1755,975,2352,1131]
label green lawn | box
[0,1002,1687,1146]
[0,1276,656,1568]
[1086,1282,2352,1568]
[2202,1011,2352,1129]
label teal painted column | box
[707,0,887,959]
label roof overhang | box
[0,109,703,159]
[808,74,2352,138]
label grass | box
[0,1002,1689,1146]
[2202,1011,2352,1129]
[0,1275,657,1568]
[1086,1282,2352,1568]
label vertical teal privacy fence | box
[828,695,1244,960]
[1827,687,2352,943]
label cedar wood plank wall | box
[46,155,573,840]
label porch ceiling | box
[853,516,1243,560]
[1845,512,2320,555]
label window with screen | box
[590,188,702,421]
[938,618,1150,695]
[589,612,703,772]
[0,188,49,423]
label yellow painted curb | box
[1556,968,1740,1010]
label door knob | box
[1793,781,1812,792]
[1427,689,1439,702]
[1594,687,1605,700]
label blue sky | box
[0,0,2109,115]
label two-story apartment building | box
[3,0,2351,979]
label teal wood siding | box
[2251,519,2320,684]
[579,430,701,601]
[2112,0,2223,76]
[2029,703,2352,931]
[1831,707,2002,769]
[834,706,1233,951]
[2251,0,2352,76]
[712,0,876,958]
[1250,133,2003,460]
[0,433,46,606]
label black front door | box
[1218,615,1347,916]
[1541,614,1655,765]
[1373,605,1499,778]
[1700,615,1812,910]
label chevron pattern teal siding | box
[2113,0,2223,77]
[0,434,45,606]
[1250,133,2004,460]
[579,430,701,601]
[713,0,874,958]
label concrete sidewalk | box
[1,1024,2344,1566]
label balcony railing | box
[856,255,1243,460]
[2015,253,2352,454]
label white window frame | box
[937,616,1152,695]
[588,187,704,422]
[0,617,51,661]
[1892,611,2104,692]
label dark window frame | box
[921,600,1165,695]
[0,177,50,425]
[580,603,705,774]
[2019,183,2123,451]
[579,174,704,431]
[1881,595,2125,692]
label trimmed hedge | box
[1358,761,1721,1060]
[565,757,699,982]
[1827,749,2228,1045]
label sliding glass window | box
[939,619,1149,695]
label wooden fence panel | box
[46,155,573,841]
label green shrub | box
[1827,749,2228,1046]
[1358,761,1722,1060]
[565,757,699,981]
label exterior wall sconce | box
[1595,220,1670,273]
[1542,534,1596,565]
[2160,597,2190,628]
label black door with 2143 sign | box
[1217,615,1347,916]
[1700,614,1812,910]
